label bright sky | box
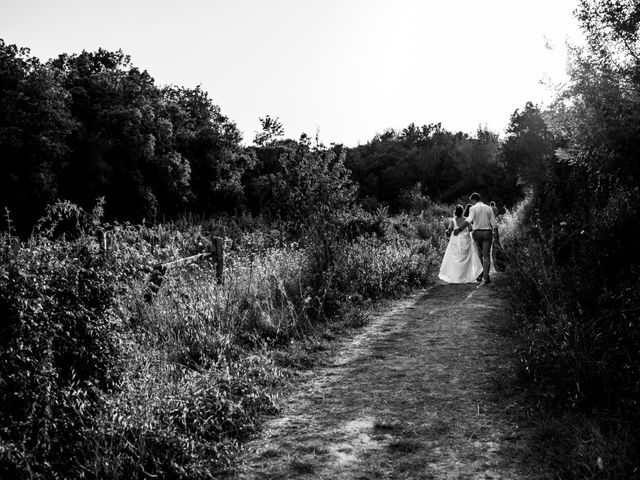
[0,0,582,146]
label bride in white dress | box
[438,205,483,283]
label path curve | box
[234,276,531,479]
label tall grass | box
[499,194,640,479]
[0,202,444,479]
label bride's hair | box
[455,204,464,217]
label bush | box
[333,235,435,300]
[0,231,124,478]
[501,190,640,478]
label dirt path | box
[234,275,533,479]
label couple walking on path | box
[438,192,498,285]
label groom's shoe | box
[476,275,483,283]
[483,278,492,285]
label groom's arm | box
[453,220,469,236]
[456,205,476,235]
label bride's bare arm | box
[445,219,454,236]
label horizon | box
[0,0,583,146]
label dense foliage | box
[500,1,640,476]
[1,39,522,235]
[0,39,451,477]
[0,42,251,232]
[345,124,521,210]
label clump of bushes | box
[0,204,286,478]
[0,214,124,478]
[500,188,640,478]
[501,191,640,409]
[333,234,434,300]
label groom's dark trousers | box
[472,229,493,281]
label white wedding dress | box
[438,218,483,283]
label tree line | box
[0,44,251,232]
[1,39,526,235]
[345,123,518,210]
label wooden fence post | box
[98,230,108,256]
[144,265,166,303]
[143,236,225,303]
[211,236,224,284]
[10,237,20,254]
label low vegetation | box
[0,200,443,479]
[498,2,640,474]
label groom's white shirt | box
[467,201,497,230]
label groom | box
[453,192,497,284]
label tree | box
[270,140,357,225]
[0,42,259,227]
[253,115,284,146]
[0,40,76,233]
[502,102,555,187]
[163,86,254,213]
[554,0,640,187]
[50,49,169,220]
[577,0,640,73]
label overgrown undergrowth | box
[500,195,640,480]
[0,202,444,479]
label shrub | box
[0,231,124,478]
[332,211,440,301]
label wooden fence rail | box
[142,235,224,303]
[6,231,223,303]
[93,231,224,303]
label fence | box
[97,230,225,302]
[7,230,225,303]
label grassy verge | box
[0,203,445,479]
[499,198,640,480]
